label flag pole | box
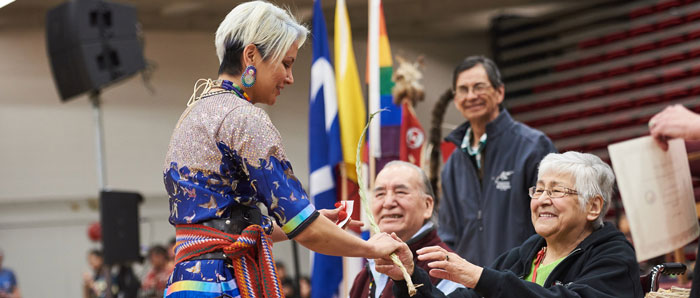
[367,0,379,190]
[366,53,376,190]
[369,141,376,190]
[340,163,348,202]
[340,162,348,298]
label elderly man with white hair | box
[349,161,464,298]
[377,152,643,298]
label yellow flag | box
[335,0,365,182]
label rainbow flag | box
[367,0,401,171]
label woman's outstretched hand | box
[374,233,414,280]
[318,206,364,230]
[365,232,402,259]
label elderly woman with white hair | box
[377,152,643,298]
[162,2,400,297]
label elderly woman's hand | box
[374,233,414,280]
[417,246,483,288]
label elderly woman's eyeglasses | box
[454,83,492,96]
[528,186,578,199]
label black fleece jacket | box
[393,222,643,298]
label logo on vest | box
[493,170,514,191]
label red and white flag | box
[399,101,425,167]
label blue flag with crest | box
[309,0,343,296]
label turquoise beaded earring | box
[241,65,257,87]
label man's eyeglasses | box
[454,83,492,96]
[528,186,578,199]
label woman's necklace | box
[219,79,251,102]
[189,78,252,107]
[531,246,547,283]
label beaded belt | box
[185,205,272,260]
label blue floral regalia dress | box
[163,91,319,298]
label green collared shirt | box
[460,126,487,169]
[525,255,567,286]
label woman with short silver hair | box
[378,151,643,298]
[163,2,400,297]
[536,151,615,230]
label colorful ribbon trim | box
[174,224,282,298]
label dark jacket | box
[393,222,644,298]
[439,110,556,266]
[349,226,458,298]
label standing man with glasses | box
[438,56,556,266]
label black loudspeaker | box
[100,190,142,265]
[46,0,145,101]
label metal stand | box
[292,240,301,295]
[89,91,107,190]
[90,90,114,298]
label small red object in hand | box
[334,201,354,228]
[338,210,348,221]
[335,201,348,221]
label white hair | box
[215,1,308,65]
[537,152,614,229]
[383,160,434,198]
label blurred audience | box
[83,249,116,298]
[166,238,176,269]
[141,245,173,298]
[0,248,21,298]
[275,262,311,298]
[298,275,311,298]
[277,262,296,298]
